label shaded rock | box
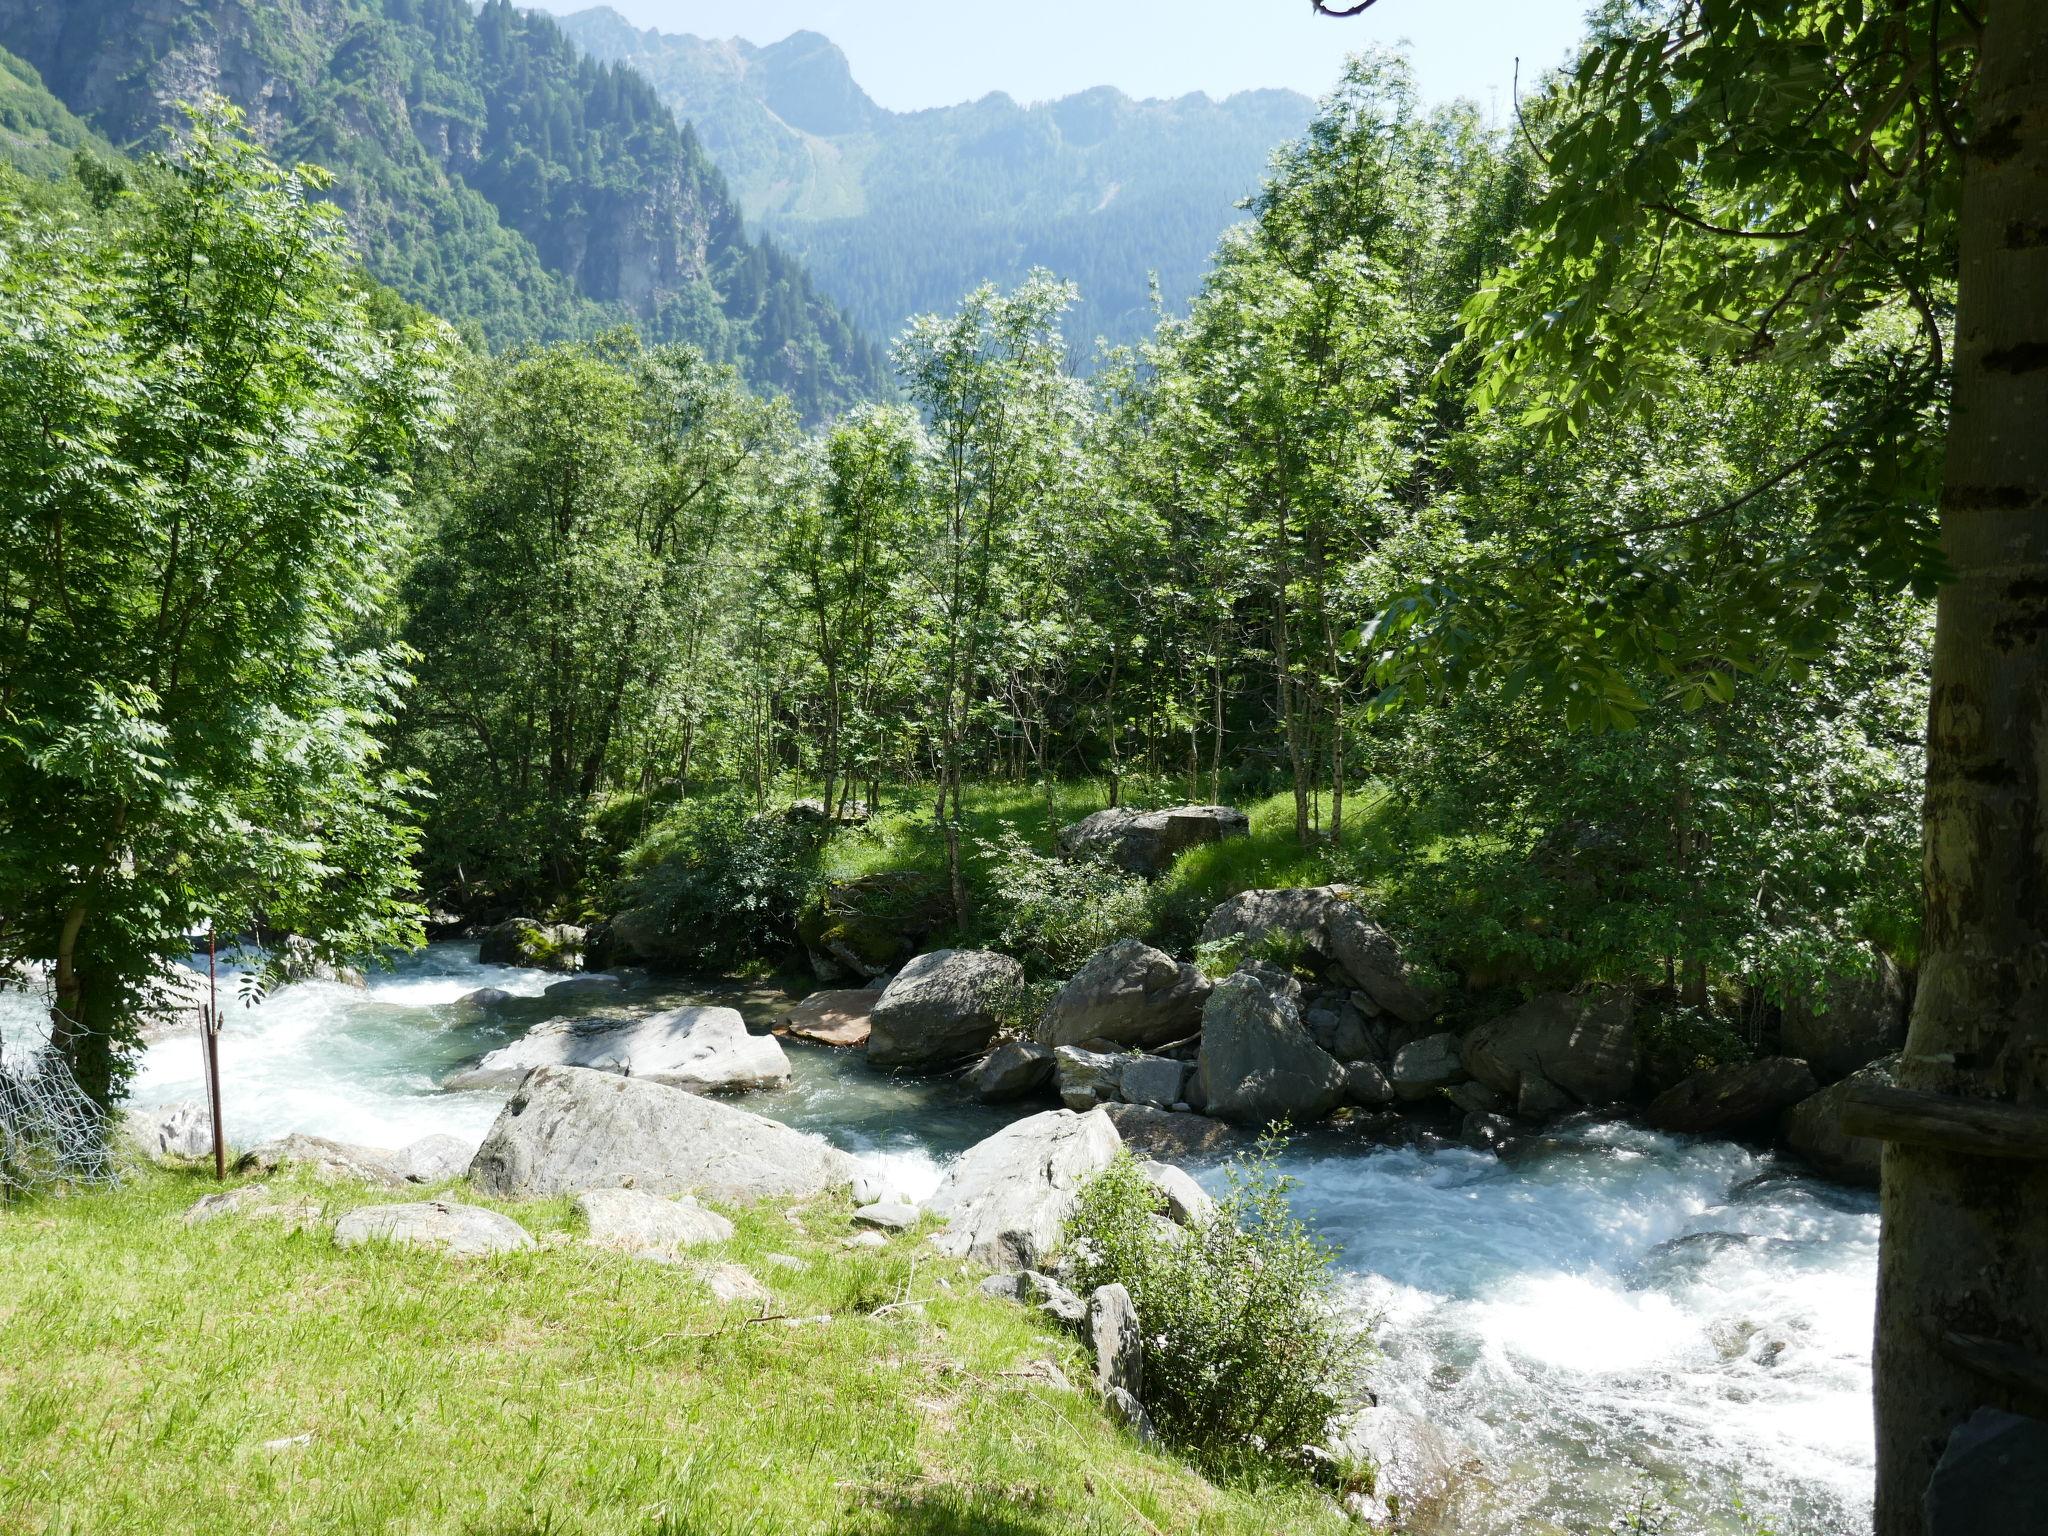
[1103,1103,1245,1160]
[1779,949,1909,1084]
[1447,1080,1504,1116]
[1779,1054,1897,1186]
[542,974,625,1004]
[1118,1055,1190,1111]
[575,1187,732,1260]
[124,1100,214,1162]
[853,1201,920,1231]
[1199,885,1438,1024]
[456,987,514,1010]
[1055,804,1248,877]
[1515,1071,1573,1122]
[1196,970,1345,1127]
[1016,1270,1086,1325]
[477,919,583,972]
[445,1006,789,1094]
[1055,1046,1124,1110]
[1344,1060,1395,1107]
[867,949,1023,1069]
[1924,1407,2048,1536]
[239,1134,410,1187]
[1103,1385,1159,1444]
[334,1200,533,1258]
[1088,1282,1143,1397]
[1462,1111,1517,1151]
[776,988,876,1048]
[797,872,950,981]
[927,1107,1121,1269]
[1039,938,1210,1049]
[1391,1031,1467,1102]
[1138,1159,1214,1226]
[694,1262,771,1305]
[468,1065,856,1201]
[1461,989,1640,1106]
[1647,1056,1818,1135]
[399,1134,478,1184]
[966,1039,1056,1102]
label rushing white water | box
[3,944,1877,1532]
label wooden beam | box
[1842,1085,2048,1161]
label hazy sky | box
[530,1,1596,116]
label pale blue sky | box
[531,1,1596,116]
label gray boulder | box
[1199,885,1438,1024]
[853,1201,920,1231]
[399,1134,478,1184]
[334,1200,534,1258]
[1088,1282,1143,1397]
[1103,1385,1160,1444]
[1461,989,1640,1106]
[542,974,625,1004]
[468,1065,856,1202]
[1647,1056,1818,1135]
[124,1100,214,1162]
[1055,1046,1124,1110]
[867,949,1024,1069]
[477,919,583,972]
[239,1134,411,1187]
[444,1006,790,1094]
[1196,971,1346,1127]
[927,1107,1122,1269]
[981,1269,1088,1326]
[1138,1159,1215,1226]
[1039,938,1211,1049]
[576,1187,733,1260]
[1344,1060,1396,1107]
[1119,1055,1191,1111]
[1391,1031,1467,1101]
[1779,949,1909,1084]
[965,1039,1056,1102]
[1056,804,1248,877]
[1779,1054,1897,1186]
[1515,1071,1574,1121]
[456,987,514,1010]
[1102,1103,1246,1160]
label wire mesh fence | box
[0,1024,119,1198]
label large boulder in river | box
[866,949,1023,1069]
[477,918,583,972]
[468,1064,856,1201]
[927,1106,1121,1269]
[443,1007,789,1094]
[1199,885,1438,1025]
[1038,938,1210,1049]
[1647,1056,1818,1135]
[1390,1031,1467,1101]
[1196,970,1346,1127]
[966,1039,1057,1102]
[1779,1054,1897,1186]
[1055,804,1249,877]
[776,989,876,1048]
[1460,988,1640,1107]
[1778,949,1909,1084]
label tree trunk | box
[1874,1,2048,1527]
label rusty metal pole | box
[202,925,225,1181]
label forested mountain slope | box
[0,46,105,179]
[558,6,1314,352]
[0,0,882,415]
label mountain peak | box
[753,29,878,137]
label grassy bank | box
[0,1166,1351,1536]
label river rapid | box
[3,943,1877,1535]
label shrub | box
[611,793,828,972]
[1065,1141,1364,1475]
[973,828,1152,976]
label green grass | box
[0,1165,1352,1536]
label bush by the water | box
[611,794,827,971]
[974,828,1153,976]
[1065,1141,1363,1474]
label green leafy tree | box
[0,102,450,1105]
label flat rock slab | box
[575,1187,733,1261]
[445,1006,790,1094]
[777,989,877,1048]
[1103,1104,1245,1160]
[334,1201,534,1258]
[468,1065,856,1202]
[238,1135,412,1188]
[852,1201,920,1230]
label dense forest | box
[0,1,2042,1531]
[0,0,883,416]
[561,6,1315,354]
